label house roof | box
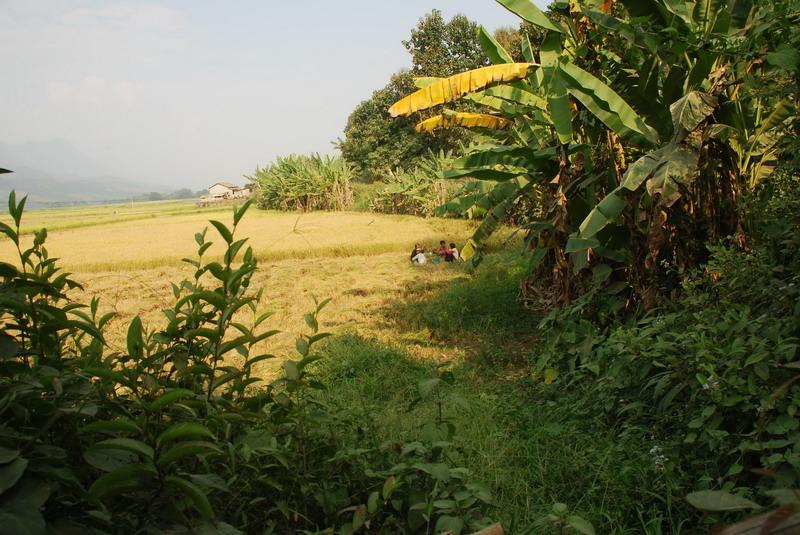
[209,182,242,189]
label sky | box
[1,0,546,190]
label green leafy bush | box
[0,192,492,534]
[370,150,458,217]
[530,244,800,522]
[248,153,354,212]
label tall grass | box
[248,153,354,211]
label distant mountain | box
[0,139,113,177]
[0,139,167,207]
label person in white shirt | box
[449,242,460,261]
[410,243,426,264]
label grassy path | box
[315,254,681,533]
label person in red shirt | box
[437,240,454,262]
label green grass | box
[0,199,233,235]
[314,251,693,534]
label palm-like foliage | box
[248,154,354,212]
[370,150,457,216]
[392,0,798,309]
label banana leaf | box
[466,92,525,115]
[461,177,533,266]
[495,0,562,33]
[414,77,441,89]
[415,113,511,132]
[389,63,536,117]
[478,25,514,64]
[455,145,557,169]
[670,91,718,132]
[442,167,524,181]
[557,62,658,143]
[484,85,548,110]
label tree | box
[338,72,428,180]
[403,10,488,77]
[339,10,489,181]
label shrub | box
[370,151,458,217]
[0,192,492,534]
[530,244,800,523]
[248,153,353,212]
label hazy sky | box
[1,1,545,189]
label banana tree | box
[565,0,797,305]
[392,0,797,308]
[391,0,661,304]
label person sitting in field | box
[450,243,460,261]
[410,243,426,264]
[437,240,455,262]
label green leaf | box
[646,145,700,206]
[670,91,717,132]
[209,220,233,244]
[126,316,143,358]
[157,441,222,468]
[686,490,762,512]
[196,290,227,309]
[752,100,795,142]
[157,422,215,446]
[767,44,800,71]
[165,476,215,518]
[477,25,513,64]
[0,447,19,464]
[567,515,596,535]
[232,198,253,226]
[148,388,195,411]
[295,338,309,357]
[521,32,534,62]
[367,491,380,514]
[88,463,157,498]
[543,368,559,384]
[83,448,136,472]
[92,438,154,460]
[304,313,318,332]
[558,62,657,143]
[0,480,49,535]
[485,85,548,109]
[0,457,28,495]
[382,476,397,500]
[435,515,464,534]
[283,360,300,380]
[621,151,665,191]
[577,191,625,239]
[565,236,601,254]
[495,0,562,33]
[442,167,522,181]
[81,419,142,435]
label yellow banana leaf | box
[415,112,511,133]
[389,63,535,117]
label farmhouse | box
[207,182,252,199]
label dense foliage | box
[248,153,353,212]
[393,0,799,310]
[0,193,495,534]
[390,0,800,529]
[369,151,457,217]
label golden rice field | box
[0,199,497,376]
